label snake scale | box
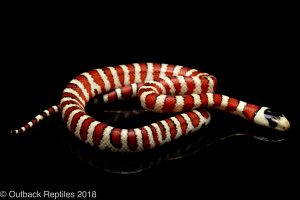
[11,63,290,152]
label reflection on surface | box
[65,98,288,174]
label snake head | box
[254,107,290,131]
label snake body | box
[12,63,290,152]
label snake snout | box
[276,116,290,131]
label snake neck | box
[208,94,290,131]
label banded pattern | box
[12,105,59,134]
[60,63,214,152]
[12,63,290,152]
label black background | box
[1,5,299,198]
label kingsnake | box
[11,63,290,152]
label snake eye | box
[264,109,282,128]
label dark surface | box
[1,8,299,198]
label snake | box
[11,63,290,152]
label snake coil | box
[11,63,290,152]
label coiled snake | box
[11,63,290,152]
